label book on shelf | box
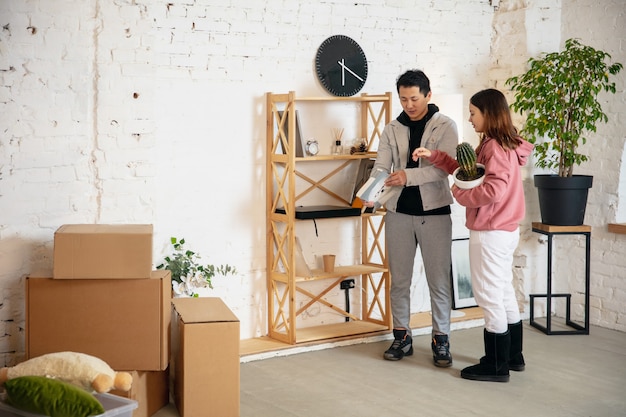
[356,168,392,209]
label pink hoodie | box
[427,137,534,232]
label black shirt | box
[395,105,451,216]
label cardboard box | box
[172,298,240,417]
[53,224,153,279]
[110,369,170,417]
[26,271,171,371]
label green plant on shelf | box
[157,237,237,297]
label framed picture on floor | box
[451,237,477,309]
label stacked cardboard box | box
[52,224,154,279]
[25,224,170,417]
[171,297,240,417]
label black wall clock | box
[315,35,368,97]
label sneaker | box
[431,334,453,367]
[384,329,413,361]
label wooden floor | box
[155,321,626,417]
[240,307,484,358]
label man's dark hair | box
[396,70,431,95]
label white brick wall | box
[0,0,624,366]
[496,0,626,332]
[559,0,626,331]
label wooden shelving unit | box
[265,91,393,344]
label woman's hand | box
[412,147,431,161]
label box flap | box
[56,224,153,234]
[172,297,238,323]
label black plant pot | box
[534,175,593,226]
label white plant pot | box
[453,163,485,189]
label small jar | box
[333,140,342,155]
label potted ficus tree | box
[453,142,485,189]
[506,38,623,225]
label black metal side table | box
[530,222,591,335]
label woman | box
[413,88,533,382]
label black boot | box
[461,329,510,382]
[508,321,525,371]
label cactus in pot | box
[453,142,485,189]
[456,142,481,181]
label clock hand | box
[340,58,345,86]
[337,60,364,82]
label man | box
[361,69,457,366]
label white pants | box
[469,229,521,334]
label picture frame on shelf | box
[277,110,305,157]
[294,237,311,277]
[451,237,477,309]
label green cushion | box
[4,375,105,417]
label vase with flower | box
[156,237,237,297]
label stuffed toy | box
[4,376,106,417]
[0,351,132,393]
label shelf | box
[238,322,389,356]
[296,264,387,282]
[532,222,591,233]
[295,153,377,161]
[294,321,389,343]
[270,264,386,284]
[270,153,376,164]
[608,223,626,234]
[275,205,361,219]
[294,94,392,103]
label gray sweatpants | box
[385,210,452,335]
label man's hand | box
[385,170,407,186]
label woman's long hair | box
[470,89,520,150]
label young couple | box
[361,69,533,382]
